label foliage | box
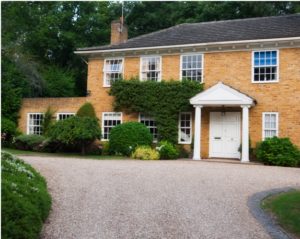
[109,122,153,156]
[1,152,51,239]
[262,190,300,237]
[131,145,160,160]
[42,107,56,136]
[76,102,97,118]
[176,145,190,158]
[110,79,202,143]
[101,141,110,155]
[1,118,19,146]
[48,116,101,154]
[15,135,46,151]
[256,137,300,167]
[42,65,75,97]
[157,140,179,159]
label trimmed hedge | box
[76,102,96,118]
[1,152,51,239]
[15,135,46,151]
[109,122,153,156]
[256,137,300,167]
[157,140,179,159]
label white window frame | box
[252,49,279,83]
[180,53,204,83]
[139,55,162,82]
[262,112,279,140]
[103,58,124,87]
[101,112,123,141]
[56,113,75,121]
[178,112,192,144]
[27,113,44,135]
[139,113,158,142]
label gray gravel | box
[21,156,300,239]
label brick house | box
[18,14,300,162]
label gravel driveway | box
[21,156,300,239]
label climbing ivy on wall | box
[110,79,203,143]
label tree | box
[48,116,101,155]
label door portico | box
[190,82,255,162]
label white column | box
[193,105,202,160]
[241,105,250,163]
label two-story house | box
[18,14,300,162]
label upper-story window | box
[181,54,203,83]
[140,56,161,81]
[27,113,44,135]
[57,113,75,121]
[253,50,278,83]
[103,58,123,87]
[262,112,279,140]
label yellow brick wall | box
[18,48,300,158]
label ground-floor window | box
[102,112,122,140]
[27,113,44,135]
[56,113,75,121]
[139,113,158,142]
[262,112,279,139]
[178,112,192,144]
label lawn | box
[262,190,300,238]
[1,152,51,239]
[2,148,127,160]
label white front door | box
[209,112,241,158]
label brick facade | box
[18,48,300,157]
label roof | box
[77,14,300,52]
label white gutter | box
[74,37,300,54]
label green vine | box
[110,79,203,143]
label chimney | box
[110,19,128,45]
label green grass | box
[2,148,127,160]
[262,190,300,238]
[1,152,52,239]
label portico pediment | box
[190,82,255,106]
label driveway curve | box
[21,156,300,239]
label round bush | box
[1,118,18,146]
[157,140,179,159]
[76,102,96,118]
[131,146,160,160]
[256,137,300,167]
[109,122,153,156]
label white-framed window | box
[253,50,279,83]
[102,112,122,140]
[140,56,161,81]
[103,58,124,87]
[27,113,44,135]
[262,112,279,139]
[139,113,158,142]
[180,54,203,82]
[56,113,75,121]
[178,112,192,144]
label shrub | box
[48,116,101,155]
[15,134,46,151]
[42,107,55,135]
[109,122,153,156]
[131,146,160,160]
[76,102,96,118]
[157,140,179,159]
[1,152,51,239]
[176,145,190,158]
[101,141,110,155]
[1,117,19,146]
[256,137,300,167]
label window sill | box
[251,80,279,84]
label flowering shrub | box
[131,146,160,160]
[1,152,51,239]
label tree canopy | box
[2,1,300,123]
